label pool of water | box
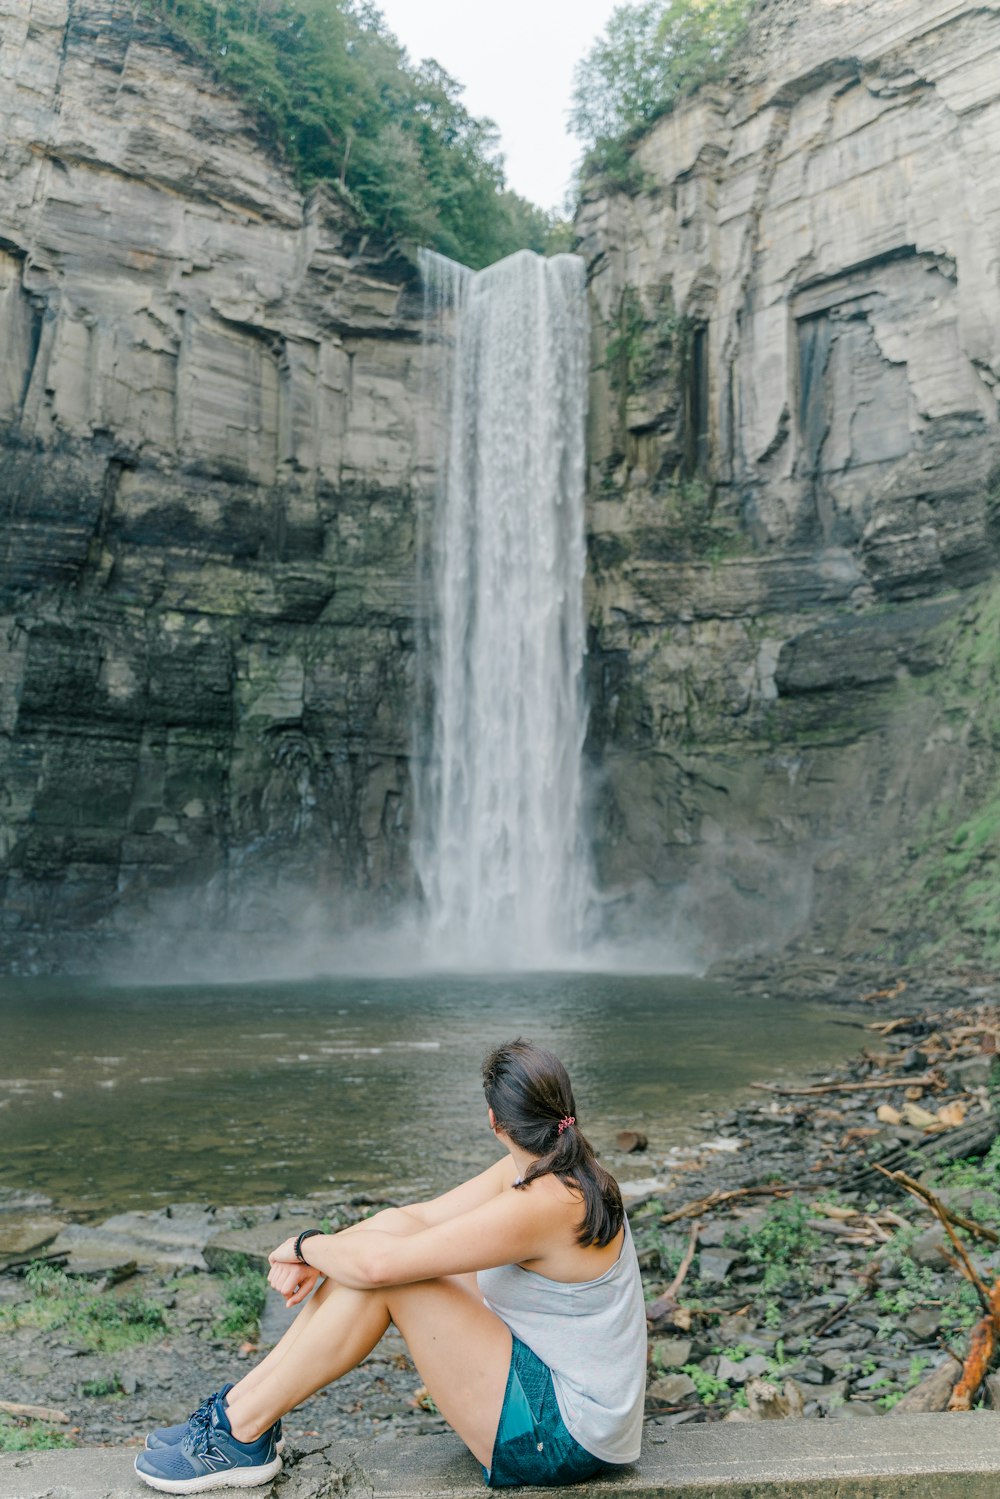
[0,972,861,1217]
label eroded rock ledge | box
[7,0,1000,967]
[578,0,1000,965]
[0,0,426,969]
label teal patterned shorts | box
[483,1336,622,1488]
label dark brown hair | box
[481,1038,624,1248]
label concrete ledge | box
[2,1415,1000,1499]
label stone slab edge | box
[2,1415,1000,1499]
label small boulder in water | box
[616,1130,648,1153]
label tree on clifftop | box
[570,0,753,184]
[142,0,562,268]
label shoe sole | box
[146,1437,286,1455]
[134,1454,282,1493]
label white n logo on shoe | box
[198,1445,232,1471]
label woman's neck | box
[508,1143,537,1182]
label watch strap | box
[293,1227,324,1264]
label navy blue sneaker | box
[135,1394,281,1492]
[145,1384,232,1450]
[146,1385,285,1454]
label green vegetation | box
[571,0,754,186]
[215,1255,268,1339]
[764,1337,794,1380]
[606,286,656,400]
[680,1361,729,1404]
[605,283,694,400]
[886,577,1000,964]
[877,1355,932,1411]
[141,0,568,268]
[0,1263,167,1354]
[632,1223,686,1279]
[81,1374,125,1398]
[0,1416,72,1452]
[743,1198,822,1293]
[658,475,741,561]
[872,1221,983,1342]
[927,1134,1000,1227]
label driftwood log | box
[889,1360,961,1414]
[0,1400,70,1423]
[845,1111,1000,1192]
[874,1159,1000,1410]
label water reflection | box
[0,973,858,1217]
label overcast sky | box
[375,0,622,213]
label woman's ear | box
[488,1106,497,1133]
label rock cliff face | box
[0,0,428,968]
[578,0,1000,964]
[7,0,1000,973]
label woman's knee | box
[384,1275,460,1324]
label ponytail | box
[481,1038,624,1248]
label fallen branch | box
[872,1164,1000,1409]
[0,1400,70,1424]
[811,1299,853,1338]
[846,1111,1000,1191]
[750,1074,939,1097]
[644,1219,700,1331]
[948,1283,1000,1411]
[861,979,907,1002]
[871,1167,999,1245]
[890,1359,961,1414]
[666,1220,700,1303]
[659,1183,803,1226]
[873,1166,997,1302]
[867,1017,920,1036]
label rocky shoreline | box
[1,969,998,1453]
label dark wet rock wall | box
[6,0,1000,970]
[577,0,1000,966]
[0,0,427,967]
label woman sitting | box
[135,1038,647,1492]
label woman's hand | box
[268,1235,302,1266]
[267,1237,323,1307]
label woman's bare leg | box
[225,1277,511,1468]
[227,1208,426,1401]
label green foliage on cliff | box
[142,0,563,268]
[910,581,1000,963]
[571,0,754,186]
[853,577,1000,966]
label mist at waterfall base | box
[57,246,783,987]
[104,248,669,984]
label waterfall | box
[415,247,592,969]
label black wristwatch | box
[293,1227,324,1264]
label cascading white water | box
[415,247,592,969]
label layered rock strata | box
[0,0,428,967]
[578,0,1000,963]
[8,0,1000,970]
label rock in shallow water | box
[0,1216,67,1269]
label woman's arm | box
[398,1156,515,1226]
[266,1162,515,1306]
[272,1180,563,1290]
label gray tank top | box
[477,1216,646,1463]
